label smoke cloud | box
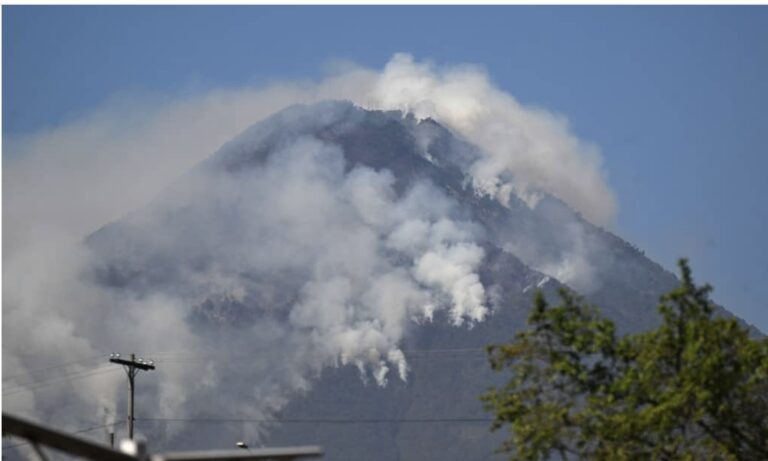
[3,54,614,446]
[367,54,615,225]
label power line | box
[2,367,121,397]
[5,348,490,376]
[2,348,490,399]
[144,348,490,364]
[3,367,119,395]
[3,348,489,381]
[3,354,108,382]
[136,416,493,424]
[3,364,117,393]
[146,348,488,358]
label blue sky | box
[4,6,768,331]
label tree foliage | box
[482,259,768,461]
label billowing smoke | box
[3,54,613,446]
[366,54,615,226]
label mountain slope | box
[84,101,731,459]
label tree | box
[481,259,768,461]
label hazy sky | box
[4,6,768,331]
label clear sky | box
[4,6,768,331]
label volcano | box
[83,101,746,460]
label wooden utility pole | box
[108,353,155,439]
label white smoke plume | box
[366,54,615,226]
[3,54,614,446]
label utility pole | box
[108,353,155,440]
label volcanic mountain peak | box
[83,101,713,459]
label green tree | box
[482,259,768,461]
